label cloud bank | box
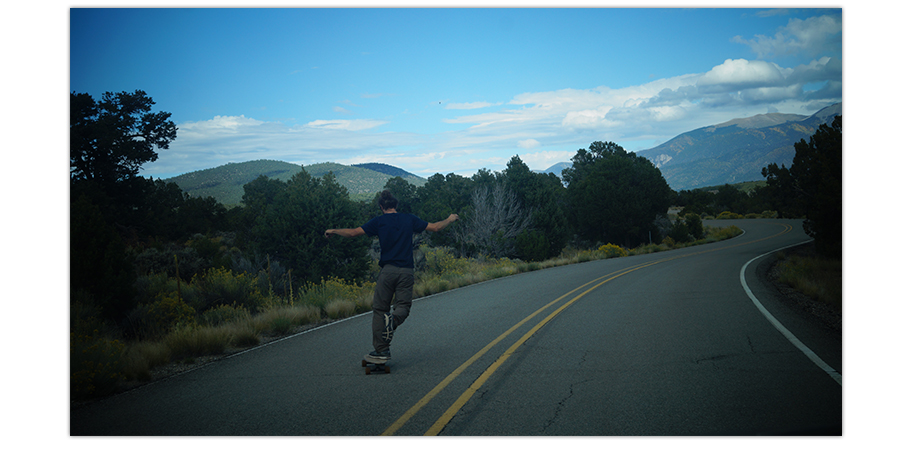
[142,13,841,179]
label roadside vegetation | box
[773,249,842,314]
[70,90,840,401]
[71,224,743,400]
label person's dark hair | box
[379,190,399,210]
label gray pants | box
[372,265,415,353]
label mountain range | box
[166,160,426,206]
[636,102,842,190]
[166,102,841,204]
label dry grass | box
[78,224,747,400]
[252,304,322,334]
[777,254,842,313]
[325,299,357,319]
[122,341,171,381]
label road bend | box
[71,219,841,436]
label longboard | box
[361,358,391,375]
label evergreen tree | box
[499,156,571,260]
[761,116,841,257]
[245,171,371,284]
[562,141,671,247]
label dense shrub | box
[515,230,552,262]
[146,294,197,336]
[192,267,267,313]
[71,331,126,399]
[420,246,469,277]
[199,303,251,326]
[684,213,704,239]
[669,219,691,243]
[598,243,628,258]
[716,211,744,220]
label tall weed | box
[299,277,374,311]
[777,255,842,311]
[253,304,322,334]
[324,299,357,319]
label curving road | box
[71,219,841,436]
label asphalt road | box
[70,219,841,436]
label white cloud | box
[784,56,841,86]
[444,101,501,110]
[142,13,841,181]
[179,115,264,131]
[697,59,787,91]
[732,14,842,58]
[561,107,616,130]
[304,119,387,131]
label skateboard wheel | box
[365,366,371,375]
[385,365,390,374]
[362,359,367,367]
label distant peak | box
[709,112,806,131]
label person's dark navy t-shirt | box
[361,213,428,268]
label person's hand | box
[324,229,334,238]
[448,213,459,223]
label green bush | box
[71,331,126,399]
[421,246,469,277]
[707,225,743,241]
[144,294,197,338]
[669,219,691,243]
[685,213,704,239]
[597,243,627,259]
[133,272,202,310]
[192,267,267,313]
[199,303,251,326]
[515,230,552,262]
[716,211,744,220]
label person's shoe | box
[365,349,391,364]
[381,312,395,343]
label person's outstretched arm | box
[324,227,365,238]
[426,214,459,233]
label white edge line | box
[740,240,842,386]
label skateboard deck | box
[362,358,391,375]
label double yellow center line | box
[381,257,676,436]
[382,222,793,435]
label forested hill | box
[166,160,427,206]
[351,162,421,179]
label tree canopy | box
[762,116,842,257]
[563,141,672,247]
[498,156,570,261]
[243,171,372,285]
[71,90,177,186]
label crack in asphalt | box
[540,350,590,434]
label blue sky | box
[68,5,843,179]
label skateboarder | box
[325,190,459,364]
